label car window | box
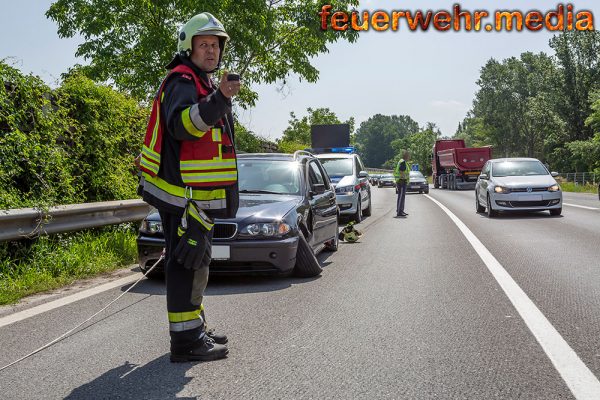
[355,156,365,175]
[319,158,353,177]
[238,160,301,195]
[409,171,424,179]
[482,162,490,175]
[308,161,325,189]
[491,161,549,177]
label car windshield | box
[381,174,394,179]
[238,159,302,195]
[410,171,425,179]
[319,158,353,177]
[491,161,548,177]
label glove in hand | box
[173,201,214,270]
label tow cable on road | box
[0,254,165,372]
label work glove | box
[173,201,214,270]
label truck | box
[431,139,492,190]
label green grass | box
[0,225,138,305]
[559,182,599,194]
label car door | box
[307,160,337,247]
[478,161,491,204]
[355,156,369,207]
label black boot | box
[170,336,229,363]
[206,329,228,344]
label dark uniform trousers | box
[160,209,210,353]
[396,180,407,215]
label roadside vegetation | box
[558,182,599,194]
[0,225,137,305]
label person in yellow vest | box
[138,12,240,362]
[394,150,411,217]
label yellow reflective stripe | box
[140,157,159,174]
[188,203,214,231]
[180,161,237,171]
[142,146,160,164]
[182,107,207,138]
[181,173,238,183]
[168,308,202,323]
[149,105,160,150]
[142,173,226,200]
[212,128,222,142]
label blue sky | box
[1,0,598,140]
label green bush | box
[0,61,148,209]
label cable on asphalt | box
[0,254,165,373]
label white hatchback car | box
[475,158,563,217]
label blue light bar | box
[310,146,356,154]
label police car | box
[313,147,372,223]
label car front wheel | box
[294,230,323,277]
[363,194,372,217]
[353,197,362,223]
[324,217,339,252]
[486,194,498,218]
[550,208,562,216]
[475,191,485,213]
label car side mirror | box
[358,171,368,178]
[311,183,326,196]
[551,172,559,177]
[479,173,488,180]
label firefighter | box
[138,12,240,362]
[394,151,410,217]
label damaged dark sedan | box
[137,152,339,278]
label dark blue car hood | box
[146,194,301,223]
[235,194,301,222]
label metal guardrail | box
[0,199,151,242]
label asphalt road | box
[1,186,599,399]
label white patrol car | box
[315,151,372,222]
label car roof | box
[490,157,541,163]
[238,153,316,162]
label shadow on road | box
[474,210,564,220]
[64,355,196,400]
[125,270,321,297]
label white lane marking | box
[425,194,600,399]
[564,203,599,210]
[0,273,143,329]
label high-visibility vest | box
[394,159,410,181]
[139,64,238,194]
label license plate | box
[211,245,230,260]
[519,194,542,201]
[410,185,420,189]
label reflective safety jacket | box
[139,60,239,218]
[394,159,409,182]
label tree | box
[550,31,600,141]
[470,52,563,162]
[46,0,359,105]
[354,114,419,168]
[278,107,354,151]
[407,123,440,176]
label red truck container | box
[432,139,492,190]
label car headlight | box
[336,185,354,194]
[548,184,561,192]
[239,222,291,238]
[140,220,163,234]
[494,186,509,194]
